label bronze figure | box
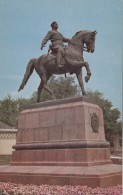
[41,21,70,69]
[18,28,97,102]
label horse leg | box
[37,71,50,102]
[76,69,87,96]
[37,79,44,103]
[44,85,56,99]
[43,73,56,99]
[83,62,92,83]
[37,74,56,102]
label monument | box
[0,23,121,187]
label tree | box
[30,75,81,103]
[0,95,17,126]
[0,95,31,126]
[88,90,122,145]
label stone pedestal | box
[0,97,121,187]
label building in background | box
[0,120,17,155]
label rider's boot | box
[56,49,64,69]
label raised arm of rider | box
[41,31,52,50]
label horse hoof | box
[51,95,56,100]
[84,76,89,83]
[83,92,88,97]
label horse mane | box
[76,31,81,35]
[71,30,91,41]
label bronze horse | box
[18,30,97,102]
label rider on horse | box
[41,21,70,69]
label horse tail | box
[18,58,36,92]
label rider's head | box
[51,21,58,29]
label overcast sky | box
[0,0,122,113]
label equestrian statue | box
[18,21,97,102]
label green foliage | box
[88,90,122,143]
[0,95,31,126]
[30,75,81,103]
[0,95,17,126]
[0,155,12,165]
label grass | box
[0,155,12,165]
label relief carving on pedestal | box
[91,113,99,133]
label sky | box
[0,0,122,114]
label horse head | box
[83,30,97,53]
[70,30,97,53]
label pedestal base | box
[0,97,122,187]
[0,164,121,187]
[12,96,111,167]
